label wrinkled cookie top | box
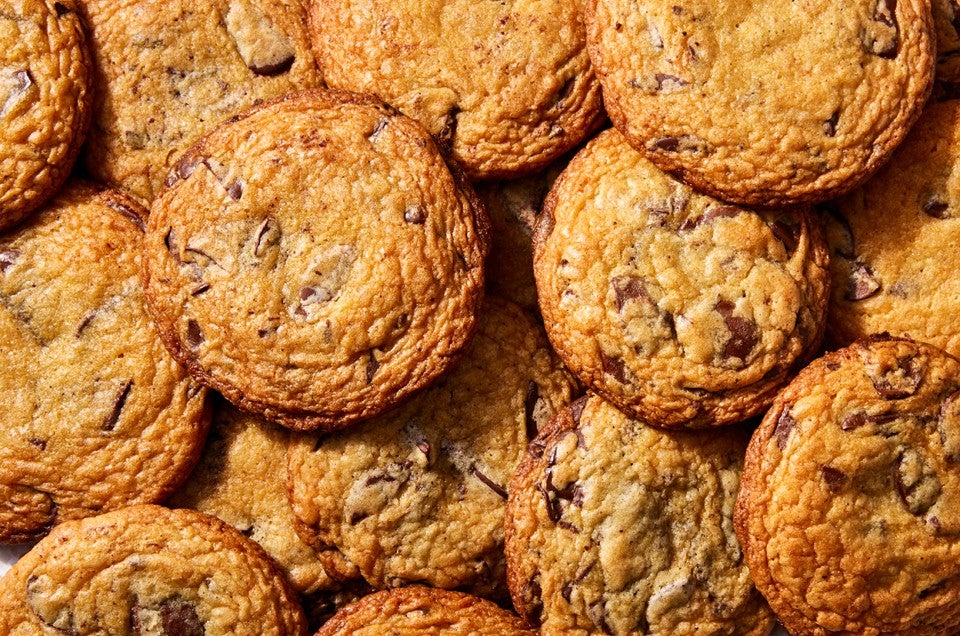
[0,505,306,635]
[825,100,960,358]
[0,181,208,544]
[736,336,960,635]
[287,297,578,596]
[586,0,934,206]
[534,129,829,428]
[78,0,319,203]
[315,587,535,635]
[143,89,488,431]
[0,0,91,229]
[505,394,773,635]
[310,0,603,179]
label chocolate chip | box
[29,438,46,450]
[101,380,133,431]
[536,483,561,523]
[106,200,146,232]
[435,106,460,151]
[415,440,431,461]
[715,300,759,362]
[919,580,946,599]
[524,381,540,440]
[300,286,333,305]
[225,179,243,201]
[185,320,204,349]
[599,350,630,384]
[74,310,97,337]
[654,73,689,92]
[866,354,923,399]
[773,409,796,450]
[133,597,203,636]
[846,262,881,300]
[647,135,711,154]
[253,218,281,257]
[570,395,588,426]
[365,350,379,383]
[175,153,204,182]
[862,0,899,58]
[894,448,941,515]
[470,465,507,499]
[164,228,182,264]
[841,411,869,430]
[938,390,960,462]
[54,1,70,15]
[250,54,295,76]
[403,205,426,225]
[770,217,801,255]
[823,110,840,136]
[521,574,543,627]
[923,197,950,219]
[0,248,21,272]
[190,283,210,296]
[611,275,650,312]
[27,574,74,632]
[820,465,847,492]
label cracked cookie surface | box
[143,89,488,431]
[0,181,209,544]
[534,129,829,428]
[505,394,773,635]
[0,505,306,635]
[586,0,935,206]
[736,336,960,635]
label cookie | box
[736,336,960,635]
[0,504,307,634]
[586,0,935,206]
[287,297,578,596]
[309,0,603,179]
[824,100,960,358]
[315,587,535,635]
[534,129,829,428]
[142,89,488,431]
[934,0,960,84]
[505,394,774,635]
[0,0,91,230]
[77,0,320,204]
[0,181,209,544]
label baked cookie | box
[505,394,774,635]
[143,89,488,431]
[586,0,935,206]
[309,0,603,179]
[0,181,209,544]
[934,0,960,84]
[824,100,960,358]
[287,297,578,596]
[77,0,320,204]
[0,0,91,230]
[0,505,307,634]
[736,336,960,635]
[534,129,829,428]
[315,587,535,635]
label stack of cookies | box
[2,0,960,634]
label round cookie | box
[310,0,603,180]
[505,394,774,635]
[287,297,578,596]
[142,89,488,431]
[534,129,829,429]
[736,336,960,635]
[0,181,209,544]
[315,587,535,635]
[77,0,320,204]
[586,0,935,206]
[0,0,91,230]
[824,99,960,358]
[0,505,307,634]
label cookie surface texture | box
[736,336,960,635]
[310,0,603,179]
[534,128,829,428]
[0,181,209,544]
[143,89,488,431]
[587,0,935,206]
[78,0,319,204]
[0,0,91,229]
[0,505,307,635]
[287,297,578,595]
[505,394,774,635]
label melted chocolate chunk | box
[569,395,588,426]
[250,54,295,76]
[654,73,689,92]
[365,350,379,383]
[435,106,460,151]
[185,320,204,349]
[715,300,759,361]
[403,205,426,225]
[101,380,133,431]
[611,275,650,311]
[599,351,630,384]
[846,262,881,301]
[770,217,801,255]
[820,465,848,492]
[0,248,20,272]
[470,465,507,499]
[773,409,796,450]
[253,218,281,257]
[106,200,146,231]
[54,1,70,15]
[923,197,950,219]
[133,597,203,636]
[867,354,923,399]
[649,135,711,154]
[823,110,840,136]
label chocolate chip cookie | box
[824,99,960,358]
[142,89,488,431]
[505,394,774,635]
[287,297,578,596]
[309,0,603,179]
[77,0,319,204]
[0,0,91,230]
[0,181,209,544]
[736,335,960,635]
[0,504,307,634]
[587,0,935,206]
[934,0,960,85]
[534,129,830,429]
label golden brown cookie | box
[309,0,604,179]
[142,89,488,431]
[287,297,578,596]
[736,336,960,635]
[77,0,320,204]
[934,0,960,84]
[0,0,91,230]
[534,129,830,428]
[315,587,535,635]
[0,181,209,544]
[586,0,935,206]
[0,505,307,634]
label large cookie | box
[587,0,935,206]
[736,336,960,635]
[0,181,209,544]
[534,129,829,428]
[142,89,488,431]
[505,394,774,635]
